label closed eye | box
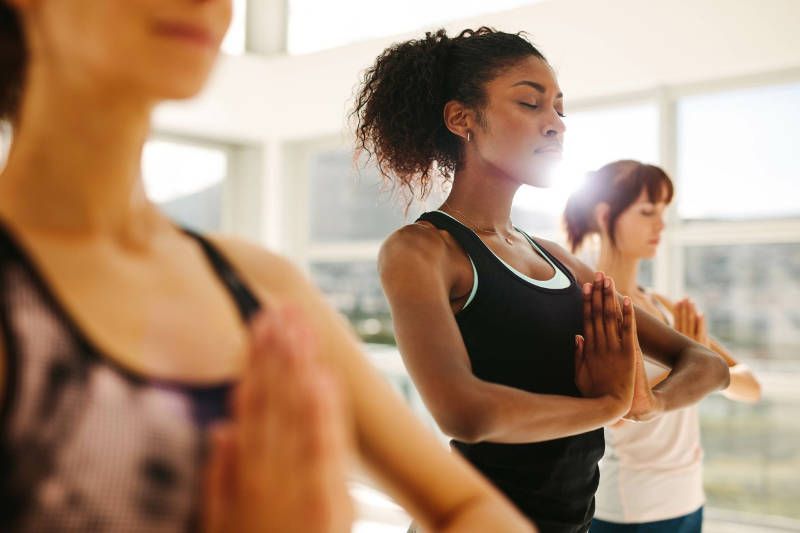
[520,102,567,118]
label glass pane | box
[684,243,800,520]
[677,82,800,220]
[308,149,432,243]
[221,0,247,55]
[287,0,544,54]
[513,103,660,236]
[142,139,228,232]
[684,243,800,366]
[701,392,800,521]
[310,261,395,344]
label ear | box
[443,100,477,142]
[594,203,611,235]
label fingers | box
[603,276,622,351]
[236,304,322,470]
[686,299,697,340]
[675,297,704,343]
[621,295,636,358]
[203,424,237,533]
[302,369,354,532]
[591,272,606,349]
[582,282,595,355]
[674,298,687,335]
[696,311,709,346]
[574,334,585,369]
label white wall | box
[152,0,800,249]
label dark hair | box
[0,3,25,121]
[563,160,674,252]
[352,27,546,203]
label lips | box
[153,21,217,48]
[534,144,563,154]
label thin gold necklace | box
[440,203,516,246]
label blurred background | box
[3,0,799,531]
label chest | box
[11,235,247,383]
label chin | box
[641,247,659,259]
[142,69,215,100]
[521,167,556,188]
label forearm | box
[652,343,729,412]
[437,494,535,533]
[722,364,762,403]
[458,383,625,444]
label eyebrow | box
[512,80,563,99]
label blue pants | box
[590,507,703,533]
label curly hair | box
[563,160,674,252]
[351,27,546,205]
[0,3,25,121]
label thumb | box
[574,334,585,365]
[203,423,237,533]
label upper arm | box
[377,227,487,436]
[210,234,507,529]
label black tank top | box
[418,211,604,533]
[0,222,260,532]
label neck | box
[0,61,163,239]
[596,238,641,296]
[440,160,521,234]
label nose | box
[656,213,666,232]
[543,110,566,138]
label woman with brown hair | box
[564,160,761,532]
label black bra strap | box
[182,229,262,322]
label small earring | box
[466,131,472,143]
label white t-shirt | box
[594,295,705,523]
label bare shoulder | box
[204,233,312,304]
[379,222,449,274]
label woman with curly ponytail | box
[356,27,731,532]
[564,161,760,532]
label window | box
[310,261,394,344]
[685,243,800,519]
[308,150,407,243]
[142,138,230,232]
[300,144,442,344]
[684,243,800,364]
[512,102,660,237]
[673,82,800,524]
[287,0,545,54]
[676,82,800,220]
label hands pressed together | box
[204,305,354,533]
[574,272,663,425]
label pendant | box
[505,236,513,245]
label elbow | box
[725,365,763,403]
[751,378,763,402]
[711,351,731,391]
[743,380,763,403]
[436,404,494,444]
